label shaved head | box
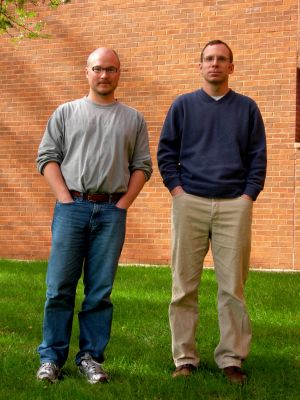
[87,47,120,68]
[85,47,121,104]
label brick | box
[0,0,299,270]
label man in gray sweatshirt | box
[36,47,152,384]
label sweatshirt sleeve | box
[157,100,183,191]
[129,113,153,181]
[243,104,267,200]
[36,106,65,175]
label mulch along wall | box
[0,0,299,270]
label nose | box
[100,69,109,76]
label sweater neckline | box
[197,88,233,103]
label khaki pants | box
[170,193,253,369]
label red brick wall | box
[0,0,299,270]
[296,68,300,143]
[295,66,300,269]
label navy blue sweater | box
[157,89,267,200]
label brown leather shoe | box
[172,364,197,378]
[223,366,247,384]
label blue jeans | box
[37,197,127,367]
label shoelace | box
[42,362,56,371]
[39,362,58,378]
[83,359,101,374]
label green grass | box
[0,259,299,400]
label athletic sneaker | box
[78,353,109,384]
[36,362,60,383]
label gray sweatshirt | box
[36,97,152,194]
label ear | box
[228,63,234,75]
[199,63,203,73]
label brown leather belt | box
[70,190,123,203]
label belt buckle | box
[76,191,84,200]
[87,193,95,202]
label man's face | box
[86,50,120,98]
[200,44,234,85]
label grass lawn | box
[0,259,299,399]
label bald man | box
[36,48,152,384]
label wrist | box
[58,191,74,203]
[171,186,185,197]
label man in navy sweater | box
[157,40,266,383]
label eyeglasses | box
[203,56,231,64]
[91,66,118,74]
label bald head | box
[87,47,120,68]
[85,47,121,104]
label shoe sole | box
[78,369,109,384]
[37,376,59,384]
